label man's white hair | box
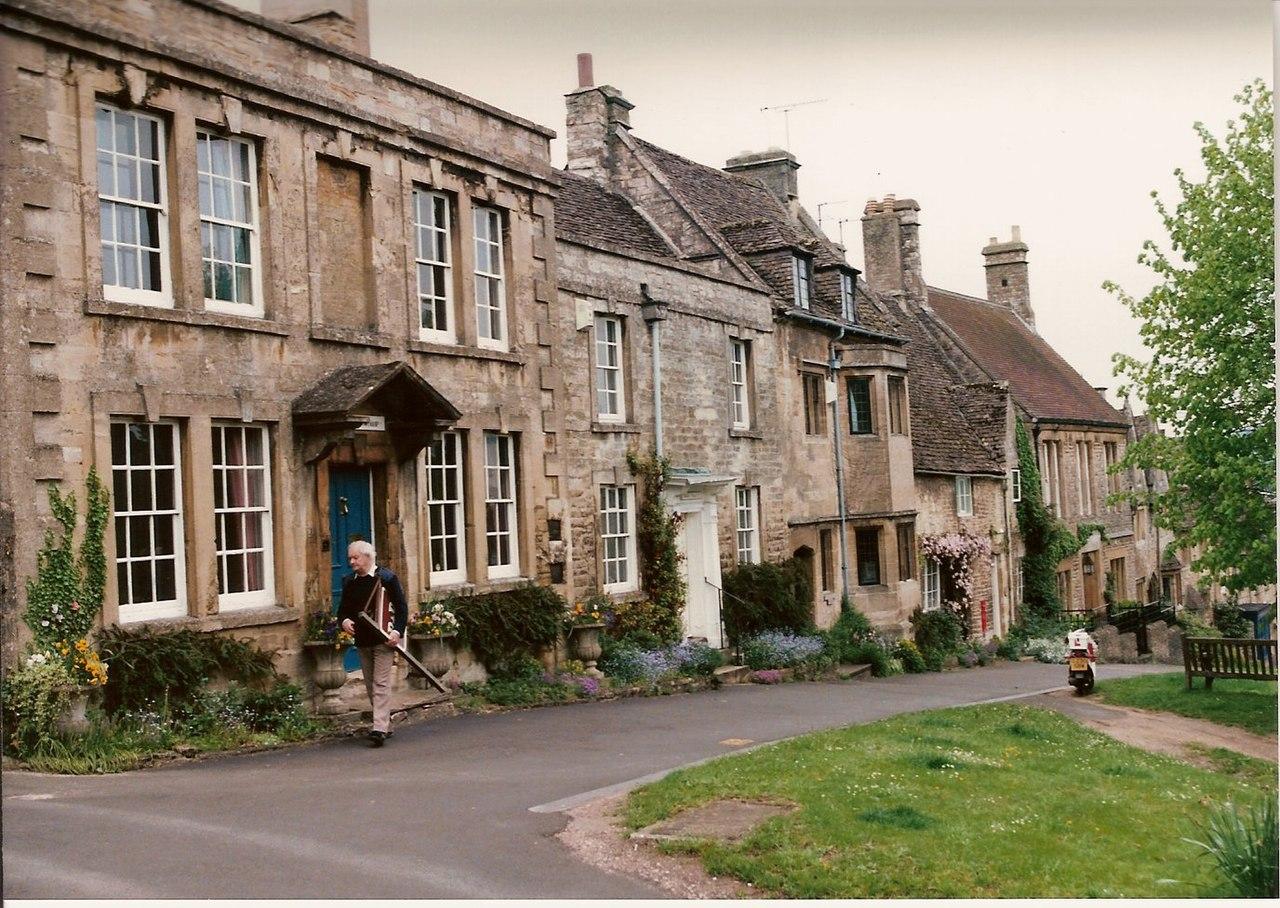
[347,539,376,558]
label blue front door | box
[330,467,373,671]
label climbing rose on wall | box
[919,531,993,631]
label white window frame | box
[924,556,941,611]
[599,484,638,593]
[197,130,263,318]
[1011,468,1022,503]
[735,486,760,565]
[474,205,507,350]
[96,104,171,307]
[840,271,856,321]
[112,420,187,621]
[730,338,751,429]
[1015,558,1024,606]
[792,254,812,310]
[425,430,467,586]
[594,314,626,422]
[955,475,973,516]
[484,432,519,579]
[413,188,454,343]
[211,422,275,610]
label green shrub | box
[1178,612,1221,638]
[911,608,963,670]
[1,655,76,754]
[181,682,314,736]
[96,625,277,715]
[847,640,893,677]
[598,639,648,685]
[1212,601,1254,639]
[824,608,876,663]
[740,631,827,670]
[449,584,566,671]
[896,639,928,673]
[672,640,724,677]
[604,598,681,646]
[721,559,814,645]
[1185,797,1278,898]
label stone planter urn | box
[54,685,91,736]
[569,623,606,678]
[304,642,349,715]
[408,633,456,689]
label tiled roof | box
[890,301,1006,475]
[633,138,852,302]
[554,170,674,258]
[927,287,1129,427]
[292,361,461,423]
[950,382,1010,469]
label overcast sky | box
[234,0,1270,406]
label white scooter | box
[1065,628,1098,695]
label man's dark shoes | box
[367,730,386,747]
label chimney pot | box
[577,53,594,89]
[1011,224,1022,242]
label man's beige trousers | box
[357,645,395,733]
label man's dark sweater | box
[337,566,409,648]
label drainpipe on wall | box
[640,285,668,458]
[829,332,852,606]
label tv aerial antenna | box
[759,98,827,151]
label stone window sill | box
[115,604,300,633]
[729,427,763,439]
[310,324,394,349]
[407,338,526,365]
[592,421,641,434]
[84,297,291,336]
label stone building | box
[0,0,569,674]
[860,200,1144,618]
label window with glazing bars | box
[97,105,168,303]
[855,527,881,586]
[111,422,185,619]
[414,189,452,339]
[730,338,751,428]
[484,432,518,577]
[211,424,273,607]
[474,206,505,345]
[426,431,466,583]
[599,485,636,591]
[197,130,260,314]
[792,255,812,309]
[802,373,826,435]
[847,376,873,434]
[735,486,759,564]
[594,315,625,420]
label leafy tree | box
[1106,80,1275,593]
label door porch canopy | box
[292,361,461,463]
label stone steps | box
[836,663,874,680]
[713,664,752,684]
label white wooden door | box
[678,503,723,647]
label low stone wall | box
[1093,620,1182,665]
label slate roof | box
[292,362,461,423]
[893,307,1006,475]
[630,138,896,336]
[554,170,674,258]
[926,287,1129,427]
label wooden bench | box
[1183,636,1278,689]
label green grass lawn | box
[624,704,1277,898]
[1096,671,1278,737]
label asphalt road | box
[2,660,1170,899]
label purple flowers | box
[749,669,784,684]
[741,631,827,670]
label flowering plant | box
[749,669,784,684]
[52,638,109,687]
[741,631,828,670]
[919,530,993,630]
[408,602,460,637]
[303,611,355,649]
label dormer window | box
[792,254,812,310]
[840,271,856,321]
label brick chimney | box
[564,53,633,183]
[262,0,371,57]
[982,226,1035,328]
[860,196,925,301]
[723,148,800,203]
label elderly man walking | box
[338,540,408,746]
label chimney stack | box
[982,226,1034,328]
[860,196,925,301]
[564,54,633,183]
[262,0,370,56]
[723,148,800,203]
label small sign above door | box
[354,414,385,432]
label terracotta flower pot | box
[569,623,605,676]
[304,642,349,715]
[408,633,456,688]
